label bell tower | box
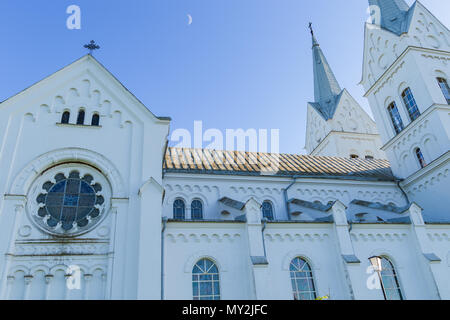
[361,0,450,220]
[305,25,386,160]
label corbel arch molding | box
[10,147,126,198]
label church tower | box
[361,0,450,220]
[305,26,386,160]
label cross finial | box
[308,22,314,36]
[84,40,100,55]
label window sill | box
[56,123,102,129]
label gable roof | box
[163,147,395,181]
[0,54,171,122]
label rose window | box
[32,167,108,235]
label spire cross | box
[84,40,100,55]
[308,22,314,36]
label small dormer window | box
[76,109,85,125]
[91,113,100,126]
[61,111,70,124]
[350,154,359,159]
[365,155,374,160]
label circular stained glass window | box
[35,170,106,234]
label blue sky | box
[0,0,449,154]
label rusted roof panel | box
[164,148,395,181]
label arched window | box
[437,78,450,104]
[401,88,421,121]
[173,199,185,220]
[415,148,427,168]
[387,102,404,134]
[290,257,317,300]
[192,258,220,300]
[262,201,274,221]
[61,111,70,124]
[76,109,85,125]
[379,257,403,300]
[91,113,100,126]
[191,200,203,220]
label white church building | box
[0,0,449,300]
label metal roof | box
[310,32,343,121]
[368,0,414,36]
[163,147,395,181]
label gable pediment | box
[0,55,170,127]
[331,89,377,134]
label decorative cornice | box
[400,151,450,190]
[381,104,449,151]
[364,46,450,97]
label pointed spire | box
[309,22,319,47]
[310,23,342,120]
[368,0,411,35]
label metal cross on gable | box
[84,40,100,55]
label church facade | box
[0,0,449,300]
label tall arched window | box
[262,201,274,221]
[415,148,427,168]
[61,111,70,124]
[191,200,203,220]
[437,77,450,104]
[401,88,421,121]
[192,258,220,300]
[173,199,185,220]
[76,109,85,125]
[379,257,403,300]
[290,257,317,300]
[387,102,404,134]
[91,113,100,126]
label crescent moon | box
[187,14,193,25]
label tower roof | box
[368,0,413,35]
[310,27,342,120]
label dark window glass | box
[76,110,85,125]
[380,257,403,300]
[290,257,316,300]
[192,259,220,300]
[437,78,450,104]
[415,148,427,168]
[401,88,421,121]
[91,114,100,126]
[173,199,185,220]
[262,201,274,221]
[387,102,404,134]
[365,155,374,160]
[61,111,70,124]
[191,200,203,220]
[36,171,101,231]
[350,154,359,159]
